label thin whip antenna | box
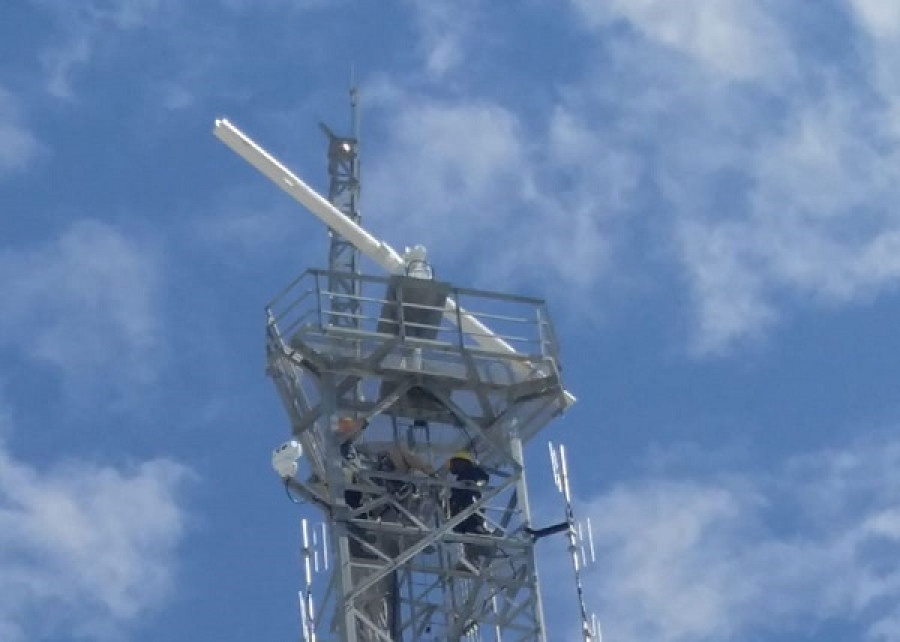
[349,65,360,142]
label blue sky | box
[3,0,900,640]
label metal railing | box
[266,269,560,366]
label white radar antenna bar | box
[214,118,576,409]
[214,119,404,271]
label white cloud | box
[0,88,41,175]
[187,187,319,263]
[404,0,483,78]
[845,0,900,139]
[362,82,629,296]
[363,91,533,276]
[570,0,794,81]
[576,437,900,642]
[143,0,900,355]
[0,220,164,400]
[362,1,900,354]
[673,78,900,353]
[32,0,168,98]
[31,0,331,104]
[0,433,190,641]
[849,0,900,40]
[365,95,527,239]
[537,1,900,354]
[675,221,777,353]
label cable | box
[284,479,305,504]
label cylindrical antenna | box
[549,441,562,492]
[312,526,320,573]
[299,591,309,641]
[300,519,317,642]
[578,521,587,567]
[302,519,312,586]
[587,518,596,564]
[492,594,504,642]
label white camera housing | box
[272,440,303,478]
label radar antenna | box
[216,104,576,641]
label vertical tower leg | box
[511,431,548,642]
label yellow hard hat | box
[451,450,474,463]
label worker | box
[336,417,434,473]
[334,416,435,510]
[446,450,491,535]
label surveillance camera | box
[272,440,303,478]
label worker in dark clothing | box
[446,451,491,535]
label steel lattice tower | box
[320,87,361,329]
[214,114,572,642]
[267,271,566,641]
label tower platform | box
[266,268,567,642]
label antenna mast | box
[320,83,362,329]
[549,442,600,642]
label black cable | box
[283,479,304,504]
[525,521,570,540]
